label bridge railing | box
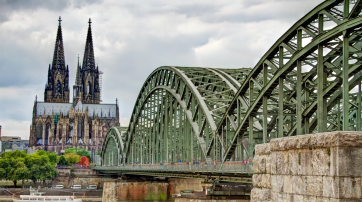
[97,161,253,174]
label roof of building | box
[36,101,117,118]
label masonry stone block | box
[259,155,266,174]
[310,133,326,148]
[323,176,340,198]
[253,174,262,188]
[285,136,298,150]
[266,154,271,174]
[271,175,283,193]
[292,176,306,195]
[312,149,330,176]
[292,194,304,202]
[337,131,362,147]
[296,134,310,149]
[336,147,362,177]
[339,177,362,199]
[253,155,260,173]
[255,143,270,155]
[304,195,317,202]
[306,176,323,196]
[315,196,329,202]
[300,150,312,176]
[288,151,299,175]
[251,187,271,202]
[276,151,289,175]
[261,174,271,189]
[283,175,293,194]
[270,152,277,174]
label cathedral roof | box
[35,101,117,118]
[52,16,66,71]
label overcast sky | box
[0,0,325,140]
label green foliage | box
[70,173,76,178]
[64,153,80,164]
[65,147,77,154]
[76,149,91,161]
[70,166,74,171]
[0,150,58,187]
[58,155,70,166]
[65,147,91,161]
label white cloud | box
[0,120,31,140]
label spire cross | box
[88,18,92,25]
[58,16,62,25]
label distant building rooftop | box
[1,136,21,142]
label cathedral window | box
[87,82,91,95]
[36,123,43,145]
[45,123,50,145]
[56,81,61,93]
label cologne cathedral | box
[29,17,120,157]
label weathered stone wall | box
[102,178,203,202]
[102,180,168,202]
[175,199,249,202]
[251,131,362,202]
[169,178,203,195]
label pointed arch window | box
[56,81,61,93]
[87,82,91,95]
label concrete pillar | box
[102,181,117,202]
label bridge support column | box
[251,131,362,201]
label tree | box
[26,152,58,185]
[58,155,70,166]
[0,151,28,187]
[64,153,80,164]
[0,150,58,187]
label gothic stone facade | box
[29,17,119,156]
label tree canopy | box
[58,155,70,166]
[64,153,80,164]
[0,150,58,187]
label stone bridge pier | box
[251,131,362,202]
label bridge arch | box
[101,0,362,166]
[101,126,124,165]
[216,0,362,162]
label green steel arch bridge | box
[94,0,362,181]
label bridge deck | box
[94,162,253,183]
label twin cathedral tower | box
[45,17,101,104]
[29,17,120,156]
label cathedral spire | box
[82,18,95,70]
[52,16,66,70]
[75,54,82,85]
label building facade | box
[29,17,119,157]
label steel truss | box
[102,0,362,166]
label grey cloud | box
[0,0,102,23]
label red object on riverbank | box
[78,156,89,167]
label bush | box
[58,156,70,166]
[64,153,80,164]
